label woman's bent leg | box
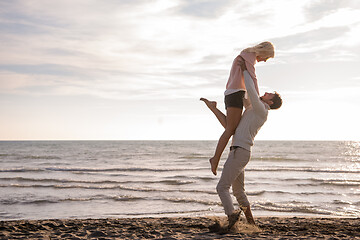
[200,98,227,128]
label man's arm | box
[238,56,260,94]
[237,58,251,109]
[243,71,267,116]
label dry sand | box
[1,216,359,239]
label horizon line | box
[0,139,358,142]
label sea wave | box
[249,190,341,196]
[2,166,358,174]
[119,209,209,216]
[251,157,304,162]
[1,192,359,217]
[252,201,336,216]
[0,177,121,184]
[0,168,43,173]
[0,194,220,208]
[22,155,62,160]
[0,195,144,205]
[0,153,61,160]
[247,190,266,196]
[2,180,354,196]
[256,177,360,187]
[0,177,195,186]
[332,200,353,205]
[253,200,360,217]
[0,183,218,195]
[179,155,209,160]
[246,167,360,173]
[166,175,215,182]
[0,167,209,173]
[296,181,360,187]
[3,182,348,197]
[162,197,220,206]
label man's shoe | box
[227,210,241,230]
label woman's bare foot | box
[209,156,219,176]
[200,98,217,110]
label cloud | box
[176,0,236,18]
[304,0,360,22]
[273,26,350,50]
[0,71,34,91]
[0,64,84,76]
[269,26,354,63]
[0,21,49,35]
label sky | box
[0,0,360,141]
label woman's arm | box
[239,52,260,94]
[238,57,247,71]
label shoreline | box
[1,216,359,239]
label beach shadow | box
[208,216,262,235]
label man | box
[200,67,282,228]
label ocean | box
[0,140,359,220]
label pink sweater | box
[225,51,259,95]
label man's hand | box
[237,56,247,71]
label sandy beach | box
[1,216,359,239]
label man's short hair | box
[270,92,282,109]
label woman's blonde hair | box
[243,41,275,59]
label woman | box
[204,41,275,176]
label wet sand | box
[1,216,359,239]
